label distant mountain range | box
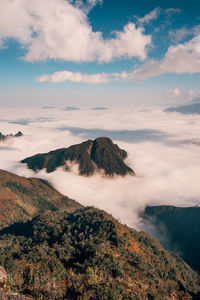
[0,131,23,141]
[164,103,200,114]
[0,169,81,229]
[141,205,200,273]
[21,137,135,176]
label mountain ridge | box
[0,169,81,229]
[21,137,135,176]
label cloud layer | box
[0,0,151,63]
[1,107,200,229]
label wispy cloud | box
[70,0,103,13]
[37,70,129,84]
[130,35,200,81]
[137,7,161,25]
[169,25,200,44]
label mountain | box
[0,131,23,141]
[164,103,200,114]
[0,207,199,299]
[21,137,135,176]
[0,169,81,229]
[141,205,200,273]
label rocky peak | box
[21,137,135,176]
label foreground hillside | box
[0,169,81,229]
[142,205,200,273]
[21,137,135,176]
[0,207,199,299]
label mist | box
[1,106,200,229]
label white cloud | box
[165,8,182,15]
[169,25,200,43]
[166,88,198,101]
[37,70,129,84]
[37,70,111,84]
[137,7,160,25]
[1,107,200,229]
[131,35,200,81]
[166,88,182,97]
[70,0,103,13]
[0,0,151,63]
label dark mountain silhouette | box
[0,207,199,299]
[21,137,135,176]
[141,205,200,273]
[0,169,81,229]
[0,131,23,141]
[165,103,200,114]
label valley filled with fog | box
[1,106,200,229]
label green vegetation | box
[0,207,199,299]
[21,137,135,176]
[0,169,81,229]
[143,205,200,273]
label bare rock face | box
[0,266,7,288]
[21,137,135,176]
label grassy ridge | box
[0,169,81,229]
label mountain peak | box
[21,137,135,176]
[0,131,23,141]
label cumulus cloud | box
[0,0,151,63]
[1,107,200,229]
[37,70,129,84]
[131,35,200,81]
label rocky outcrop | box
[21,137,135,176]
[0,131,23,141]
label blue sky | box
[0,0,200,107]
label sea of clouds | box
[0,106,200,230]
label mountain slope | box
[21,137,135,176]
[0,207,199,299]
[164,103,200,114]
[0,169,81,229]
[141,205,200,273]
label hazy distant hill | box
[0,207,199,299]
[21,137,135,176]
[0,131,23,141]
[142,205,200,273]
[164,103,200,114]
[0,169,81,229]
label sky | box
[1,0,200,107]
